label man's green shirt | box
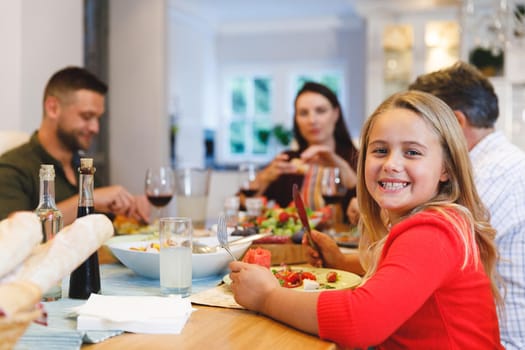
[0,132,92,219]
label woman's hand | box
[229,261,280,312]
[302,230,345,269]
[255,153,301,193]
[300,145,357,189]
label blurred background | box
[1,0,524,195]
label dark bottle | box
[68,158,101,299]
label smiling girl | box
[228,90,503,349]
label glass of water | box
[159,217,193,297]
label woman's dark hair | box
[293,81,358,168]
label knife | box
[292,184,322,258]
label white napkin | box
[74,294,193,334]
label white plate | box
[107,236,250,280]
[223,266,361,291]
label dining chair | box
[205,170,240,219]
[0,130,30,156]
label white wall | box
[0,0,83,132]
[215,18,367,139]
[109,0,169,194]
[167,8,216,169]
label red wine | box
[322,194,345,205]
[147,194,173,207]
[240,188,258,197]
[69,158,101,300]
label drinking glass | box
[174,168,210,228]
[145,167,175,226]
[238,162,259,198]
[320,167,347,235]
[159,217,192,297]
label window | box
[226,75,273,162]
[294,73,342,97]
[218,66,346,166]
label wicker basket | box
[0,307,42,350]
[0,280,42,350]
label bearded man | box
[0,66,149,224]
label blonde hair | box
[356,90,501,305]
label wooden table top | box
[82,304,337,350]
[92,218,359,350]
[90,243,343,350]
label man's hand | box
[94,186,137,218]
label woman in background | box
[254,82,358,216]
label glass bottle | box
[35,164,63,301]
[68,158,101,299]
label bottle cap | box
[39,164,55,180]
[79,158,96,174]
[80,158,93,168]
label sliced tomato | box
[326,271,338,283]
[283,271,302,288]
[302,272,317,281]
[278,212,290,223]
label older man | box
[410,61,525,350]
[0,66,149,224]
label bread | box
[290,158,309,174]
[12,214,114,294]
[0,212,42,279]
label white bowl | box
[106,236,250,280]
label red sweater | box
[317,211,502,349]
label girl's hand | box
[228,261,280,312]
[302,229,344,269]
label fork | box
[217,215,237,261]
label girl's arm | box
[228,261,320,334]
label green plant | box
[468,47,504,76]
[272,124,293,146]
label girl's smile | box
[365,108,449,224]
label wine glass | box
[320,167,347,235]
[238,162,259,213]
[238,162,259,198]
[145,166,175,228]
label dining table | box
[16,233,358,350]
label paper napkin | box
[74,294,193,334]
